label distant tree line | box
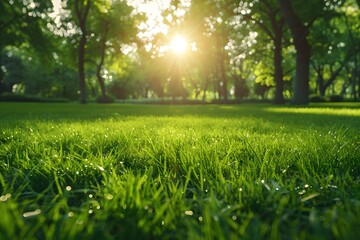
[0,0,359,104]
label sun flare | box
[170,35,187,54]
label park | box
[1,0,360,239]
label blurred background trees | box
[0,0,359,104]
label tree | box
[310,16,349,97]
[279,0,311,104]
[186,0,233,100]
[279,0,345,104]
[86,0,135,99]
[237,0,286,103]
[342,0,360,99]
[73,0,92,103]
[0,52,26,93]
[0,0,52,94]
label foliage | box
[0,0,53,93]
[329,95,344,102]
[309,95,346,103]
[0,0,53,52]
[0,93,70,103]
[0,52,26,93]
[96,94,114,104]
[0,0,359,103]
[309,95,327,103]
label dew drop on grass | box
[0,194,11,202]
[105,194,113,200]
[66,186,72,191]
[232,215,237,221]
[23,209,41,218]
[98,166,105,171]
[68,212,74,217]
[298,190,306,195]
[89,194,93,199]
[198,216,203,222]
[185,210,193,216]
[239,188,243,192]
[76,219,83,225]
[88,210,93,214]
[261,180,271,191]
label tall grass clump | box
[0,103,359,239]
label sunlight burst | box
[170,35,187,54]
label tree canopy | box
[1,0,359,104]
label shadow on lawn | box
[0,102,359,131]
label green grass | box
[0,102,359,239]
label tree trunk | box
[268,6,285,104]
[354,68,358,101]
[315,65,326,96]
[319,81,326,96]
[97,35,107,97]
[202,76,209,101]
[75,0,91,104]
[324,64,345,91]
[96,66,106,97]
[355,54,359,101]
[212,68,219,100]
[220,58,228,101]
[294,43,311,104]
[169,62,184,99]
[273,32,285,104]
[0,51,4,94]
[279,0,311,105]
[234,65,246,100]
[246,1,285,104]
[78,33,87,103]
[234,76,242,100]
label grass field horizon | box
[1,103,359,239]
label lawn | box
[0,102,359,239]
